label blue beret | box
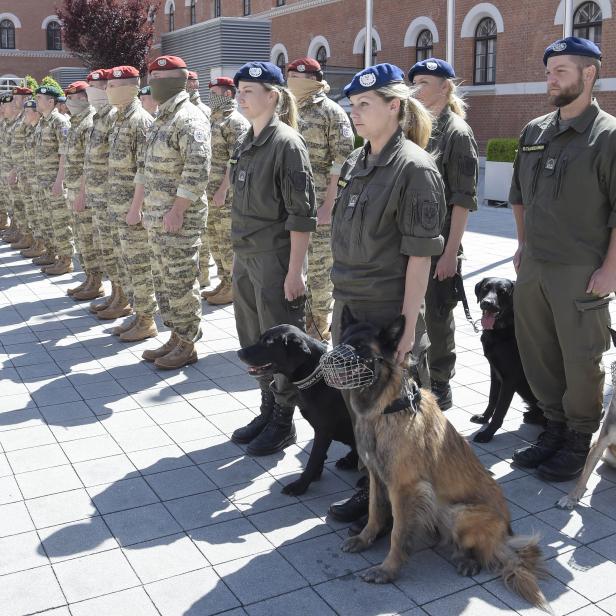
[138,85,151,96]
[344,63,405,98]
[543,36,602,66]
[408,58,456,82]
[23,99,37,109]
[234,62,284,87]
[35,85,62,98]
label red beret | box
[87,69,109,82]
[148,55,187,72]
[109,66,140,80]
[287,57,322,74]
[65,81,89,95]
[13,87,32,95]
[188,71,198,80]
[208,76,235,89]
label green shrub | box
[354,134,364,148]
[39,76,64,96]
[22,75,38,92]
[486,138,518,163]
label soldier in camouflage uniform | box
[1,94,21,244]
[102,65,158,342]
[135,55,210,369]
[201,76,249,306]
[63,81,101,295]
[287,57,355,341]
[0,96,9,232]
[33,85,73,274]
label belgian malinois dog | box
[327,306,551,611]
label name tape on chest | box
[337,178,348,188]
[521,144,546,153]
[229,157,238,165]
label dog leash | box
[453,273,480,333]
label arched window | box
[168,5,175,31]
[573,1,602,45]
[276,52,286,77]
[474,17,497,85]
[46,21,62,50]
[416,29,433,62]
[316,45,327,69]
[189,0,196,25]
[0,19,15,49]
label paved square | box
[1,192,616,615]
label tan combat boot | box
[90,283,117,314]
[120,314,158,342]
[9,232,24,248]
[207,282,233,306]
[97,286,132,320]
[44,255,74,276]
[73,273,104,301]
[12,233,33,250]
[21,239,45,258]
[33,250,56,266]
[112,314,137,336]
[142,332,179,362]
[154,338,197,369]
[68,274,90,297]
[307,314,331,342]
[201,281,222,299]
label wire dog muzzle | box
[319,344,380,390]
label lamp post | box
[564,0,574,36]
[447,0,455,65]
[365,0,373,68]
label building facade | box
[1,0,615,151]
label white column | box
[564,0,574,36]
[447,0,455,65]
[365,0,373,68]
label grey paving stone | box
[222,475,295,515]
[501,475,565,514]
[69,586,160,616]
[122,532,209,583]
[86,394,141,415]
[0,500,35,537]
[6,442,69,474]
[200,456,268,489]
[537,503,616,546]
[145,465,216,501]
[162,417,222,443]
[130,387,185,408]
[73,453,139,487]
[422,586,516,615]
[206,408,261,436]
[0,406,45,433]
[510,514,580,561]
[38,400,96,424]
[31,384,82,407]
[50,417,108,442]
[0,565,66,615]
[0,424,56,452]
[15,464,82,499]
[164,490,240,531]
[98,408,157,434]
[75,380,126,400]
[25,488,97,528]
[188,392,246,416]
[181,434,245,465]
[104,502,182,547]
[582,486,616,521]
[597,594,616,615]
[146,567,240,616]
[87,477,160,515]
[0,529,49,575]
[245,587,337,616]
[113,425,174,452]
[141,400,202,424]
[61,434,123,463]
[52,548,140,603]
[126,444,192,475]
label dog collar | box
[293,364,324,390]
[383,382,422,415]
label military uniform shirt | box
[331,127,446,303]
[8,113,28,179]
[64,106,95,190]
[190,91,211,121]
[33,109,70,185]
[84,104,117,189]
[510,100,616,267]
[230,115,317,255]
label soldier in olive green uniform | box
[33,85,73,274]
[511,37,616,482]
[409,58,478,410]
[103,65,158,342]
[229,62,317,457]
[201,76,250,306]
[135,55,211,369]
[287,57,355,341]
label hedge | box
[486,138,518,163]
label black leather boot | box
[512,419,566,468]
[537,429,592,482]
[329,476,369,522]
[246,403,296,456]
[431,379,452,411]
[231,389,275,445]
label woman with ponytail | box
[229,61,317,457]
[409,58,479,411]
[328,63,446,526]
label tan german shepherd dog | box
[333,307,551,612]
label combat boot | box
[0,212,8,230]
[201,281,223,299]
[307,314,330,342]
[73,273,104,301]
[12,233,33,250]
[97,286,132,320]
[431,379,453,411]
[44,255,74,276]
[9,232,24,248]
[154,339,197,369]
[90,283,116,314]
[120,314,158,342]
[21,239,45,258]
[512,419,567,468]
[329,475,370,522]
[537,429,592,482]
[207,283,233,306]
[142,332,179,362]
[231,389,275,444]
[112,315,137,336]
[67,274,90,297]
[33,250,56,266]
[199,267,211,288]
[246,403,296,456]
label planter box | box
[484,160,514,204]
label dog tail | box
[496,534,553,614]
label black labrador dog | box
[470,277,545,443]
[237,324,358,495]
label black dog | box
[237,325,358,495]
[470,277,545,443]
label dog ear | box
[475,278,487,302]
[282,333,311,355]
[379,314,406,350]
[341,305,357,334]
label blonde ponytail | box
[445,79,468,119]
[264,84,298,130]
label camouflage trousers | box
[19,179,37,234]
[117,218,157,317]
[88,194,119,284]
[107,209,132,296]
[34,186,53,246]
[69,189,102,275]
[147,226,202,343]
[198,202,210,286]
[8,185,27,231]
[41,187,73,256]
[206,203,233,286]
[306,222,334,319]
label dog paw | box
[341,536,369,553]
[470,415,488,424]
[455,558,482,577]
[360,565,395,584]
[281,480,309,496]
[556,496,578,510]
[473,430,494,443]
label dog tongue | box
[481,312,496,330]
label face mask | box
[86,87,109,111]
[149,77,187,104]
[65,98,90,115]
[287,78,323,101]
[209,92,232,111]
[107,84,139,107]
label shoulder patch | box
[521,144,545,152]
[342,125,353,139]
[61,126,69,137]
[193,128,206,143]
